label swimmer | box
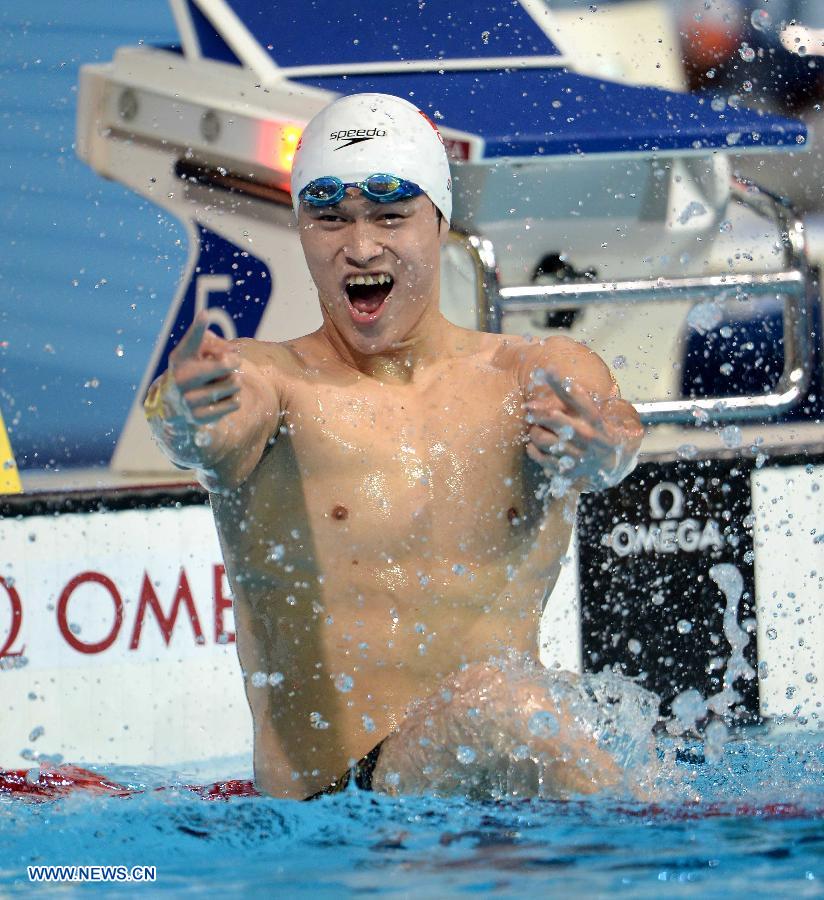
[144,93,645,799]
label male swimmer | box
[144,93,645,800]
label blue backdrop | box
[0,2,186,470]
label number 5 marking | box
[195,275,237,340]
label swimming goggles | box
[299,173,423,207]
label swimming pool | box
[1,726,821,897]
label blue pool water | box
[1,728,821,897]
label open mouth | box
[345,273,393,322]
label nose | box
[343,219,384,267]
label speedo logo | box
[330,127,387,150]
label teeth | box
[346,274,393,287]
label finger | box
[173,310,211,361]
[528,424,559,450]
[190,398,241,424]
[176,364,237,393]
[537,368,601,421]
[530,432,584,470]
[526,442,583,481]
[185,381,240,411]
[526,441,551,467]
[199,327,233,358]
[530,410,604,451]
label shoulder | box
[492,334,618,398]
[230,336,316,386]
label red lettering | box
[213,565,235,645]
[0,576,24,657]
[130,569,205,649]
[57,572,123,654]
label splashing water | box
[707,564,756,716]
[686,301,723,334]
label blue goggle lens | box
[300,174,422,206]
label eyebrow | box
[303,199,414,217]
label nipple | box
[507,506,521,525]
[332,504,349,521]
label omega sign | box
[607,481,725,557]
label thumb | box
[173,310,211,361]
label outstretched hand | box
[158,311,241,426]
[524,367,642,492]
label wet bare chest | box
[283,371,529,542]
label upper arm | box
[500,335,620,403]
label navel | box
[332,504,349,521]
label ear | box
[438,212,449,245]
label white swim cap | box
[291,93,452,224]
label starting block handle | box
[457,179,815,425]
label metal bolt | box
[200,110,221,143]
[118,88,138,121]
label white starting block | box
[1,0,821,768]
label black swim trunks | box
[304,738,386,801]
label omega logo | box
[607,481,725,558]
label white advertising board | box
[751,465,824,720]
[0,502,252,769]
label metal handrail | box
[451,178,815,425]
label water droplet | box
[687,301,723,334]
[362,714,375,733]
[115,345,125,358]
[720,425,742,449]
[334,673,354,693]
[452,563,467,576]
[527,710,559,738]
[28,726,44,742]
[309,711,329,730]
[456,745,476,764]
[766,626,778,641]
[628,638,642,655]
[750,9,771,31]
[719,362,734,376]
[677,619,693,635]
[677,443,699,460]
[739,44,755,62]
[711,96,726,112]
[250,671,268,688]
[268,543,285,562]
[268,672,284,687]
[558,455,576,473]
[798,45,808,58]
[612,355,626,369]
[742,80,753,92]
